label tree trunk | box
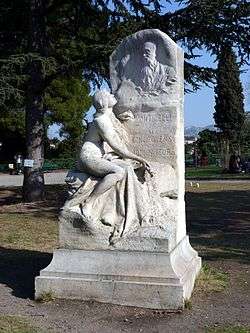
[224,138,230,170]
[220,137,230,170]
[23,0,47,202]
[23,90,45,201]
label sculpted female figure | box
[79,90,151,202]
[65,90,152,244]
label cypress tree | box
[214,45,245,169]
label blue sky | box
[184,51,249,127]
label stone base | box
[35,236,201,310]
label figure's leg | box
[79,159,126,228]
[84,159,126,202]
[90,172,124,197]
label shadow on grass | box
[0,187,22,205]
[0,185,67,208]
[0,247,52,299]
[186,189,250,263]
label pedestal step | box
[35,236,201,309]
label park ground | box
[0,182,249,333]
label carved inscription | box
[132,135,173,145]
[126,106,177,163]
[135,112,172,123]
[133,147,175,161]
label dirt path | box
[0,183,249,332]
[0,256,249,333]
[0,171,67,187]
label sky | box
[184,51,249,127]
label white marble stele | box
[35,29,201,310]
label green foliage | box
[43,158,75,171]
[184,299,192,310]
[0,109,25,136]
[197,129,219,156]
[0,0,249,198]
[0,109,25,161]
[185,166,250,179]
[172,0,250,57]
[214,45,245,139]
[1,0,249,95]
[36,291,56,303]
[239,114,250,157]
[213,45,246,169]
[44,77,91,142]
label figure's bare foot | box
[79,203,95,233]
[100,218,112,227]
[109,226,121,245]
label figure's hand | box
[104,153,116,161]
[140,159,153,177]
[135,86,143,94]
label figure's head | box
[93,90,117,112]
[142,41,157,66]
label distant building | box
[185,136,197,145]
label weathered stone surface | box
[57,29,186,251]
[35,236,201,309]
[110,29,185,250]
[59,89,156,247]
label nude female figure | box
[78,90,151,206]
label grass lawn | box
[0,315,44,333]
[0,185,66,251]
[186,181,250,262]
[186,166,250,179]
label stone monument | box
[35,29,201,309]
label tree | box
[0,76,90,161]
[0,109,25,162]
[0,0,97,201]
[239,113,250,157]
[197,129,219,157]
[214,45,245,169]
[44,77,91,153]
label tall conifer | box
[214,45,245,169]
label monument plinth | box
[35,29,201,310]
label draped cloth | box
[64,160,150,244]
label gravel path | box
[1,171,249,187]
[0,171,67,187]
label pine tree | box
[0,0,101,201]
[44,77,91,146]
[214,45,245,169]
